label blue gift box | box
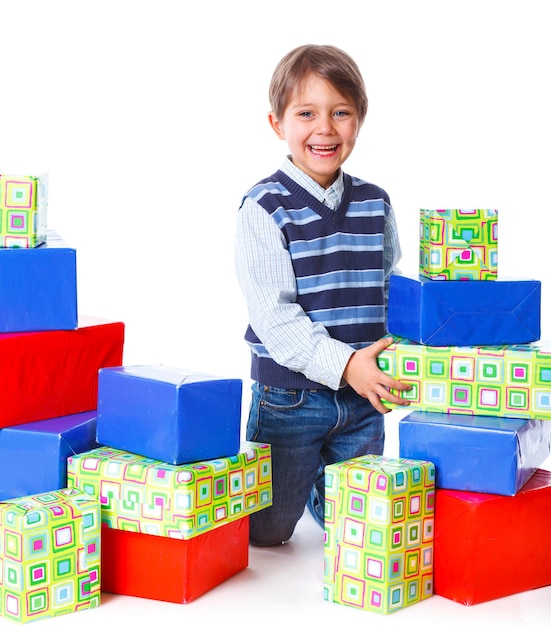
[0,229,77,332]
[387,274,541,346]
[96,365,243,464]
[399,410,551,495]
[0,410,99,500]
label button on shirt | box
[234,157,402,390]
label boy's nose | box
[316,115,335,134]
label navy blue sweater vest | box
[243,169,388,389]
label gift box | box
[0,230,77,332]
[0,488,101,623]
[67,442,272,539]
[434,468,551,605]
[324,455,435,614]
[101,516,249,603]
[0,315,124,429]
[419,209,498,280]
[0,173,48,248]
[378,335,551,419]
[387,274,540,346]
[399,411,551,495]
[96,364,242,464]
[0,411,100,501]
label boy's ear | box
[268,111,286,140]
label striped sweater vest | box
[243,169,388,389]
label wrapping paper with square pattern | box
[324,455,435,614]
[0,173,48,248]
[0,488,101,623]
[378,336,551,419]
[67,442,272,539]
[419,209,498,280]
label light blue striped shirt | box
[235,158,402,390]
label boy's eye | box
[296,109,352,119]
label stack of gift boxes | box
[0,172,273,623]
[0,172,125,623]
[69,363,272,605]
[380,209,551,605]
[323,209,551,613]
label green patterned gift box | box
[0,488,101,623]
[378,336,551,419]
[419,209,498,280]
[0,173,48,248]
[324,455,435,614]
[67,442,272,539]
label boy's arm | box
[235,197,353,390]
[383,201,402,315]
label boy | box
[234,44,411,547]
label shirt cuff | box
[303,340,355,391]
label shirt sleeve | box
[234,196,354,390]
[383,201,403,313]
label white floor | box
[64,412,551,626]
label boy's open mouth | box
[309,144,338,155]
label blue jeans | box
[245,382,385,547]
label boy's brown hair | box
[269,44,368,123]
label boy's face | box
[268,72,361,188]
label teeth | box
[310,144,337,154]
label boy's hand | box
[343,336,412,414]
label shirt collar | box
[280,156,344,211]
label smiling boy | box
[235,44,410,547]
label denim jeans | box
[245,381,385,547]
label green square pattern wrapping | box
[67,442,272,539]
[0,488,100,623]
[378,336,551,419]
[419,209,498,280]
[324,455,435,614]
[0,174,48,248]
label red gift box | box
[1,315,124,428]
[101,517,249,603]
[434,468,551,605]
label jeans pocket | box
[260,386,310,411]
[246,384,311,442]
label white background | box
[2,0,550,383]
[1,1,551,624]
